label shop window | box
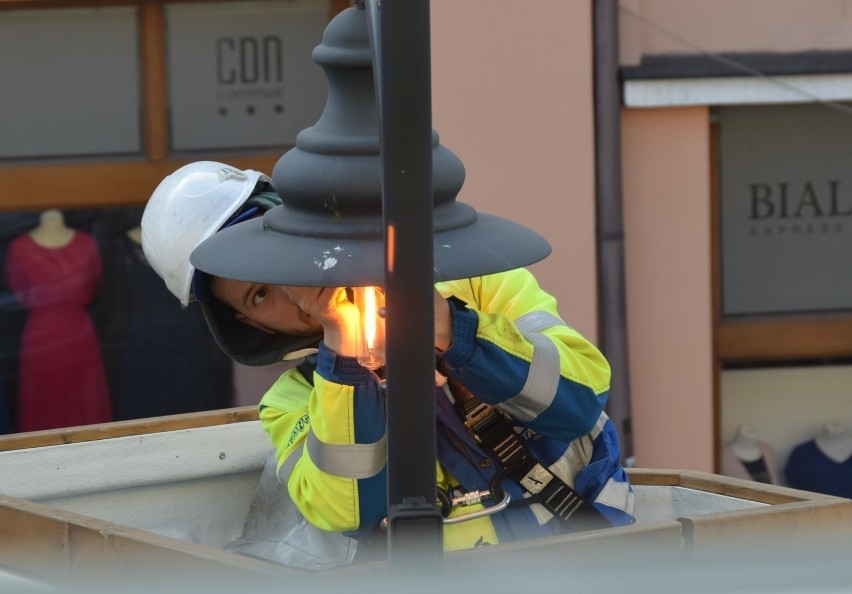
[0,208,235,434]
[716,102,852,493]
[0,6,141,160]
[166,0,328,152]
[0,0,339,432]
[718,103,852,318]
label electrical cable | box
[618,4,852,117]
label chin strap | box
[245,190,282,211]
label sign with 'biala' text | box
[719,103,852,316]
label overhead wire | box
[617,3,852,117]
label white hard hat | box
[141,161,269,306]
[142,161,319,366]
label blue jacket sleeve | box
[259,343,387,533]
[437,269,611,443]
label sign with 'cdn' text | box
[166,0,329,151]
[719,103,852,316]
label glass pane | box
[719,103,852,316]
[0,208,235,434]
[0,7,141,159]
[166,0,329,151]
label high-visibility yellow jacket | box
[259,268,634,551]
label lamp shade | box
[190,4,550,288]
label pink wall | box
[430,0,599,341]
[621,0,852,59]
[430,3,716,470]
[621,106,715,471]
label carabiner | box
[442,489,511,525]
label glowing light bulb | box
[352,286,386,370]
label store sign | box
[719,104,852,316]
[0,7,141,159]
[166,0,328,151]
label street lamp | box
[190,1,551,569]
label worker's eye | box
[252,288,268,306]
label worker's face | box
[209,276,323,336]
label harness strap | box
[440,359,610,531]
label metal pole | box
[378,0,444,570]
[594,0,634,462]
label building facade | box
[1,0,851,487]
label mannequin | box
[815,420,852,464]
[4,210,112,431]
[28,209,76,249]
[785,420,852,497]
[721,425,780,485]
[727,425,762,461]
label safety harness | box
[297,355,609,532]
[437,360,611,532]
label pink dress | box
[4,231,112,431]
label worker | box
[142,161,359,570]
[140,161,321,367]
[142,161,635,558]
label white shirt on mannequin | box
[722,425,780,485]
[815,420,852,464]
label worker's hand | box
[280,286,360,356]
[434,288,452,352]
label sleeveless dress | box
[4,231,112,431]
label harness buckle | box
[463,402,501,443]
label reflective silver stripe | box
[515,311,563,334]
[501,332,561,421]
[591,410,610,440]
[500,311,564,421]
[306,430,387,479]
[278,449,301,485]
[594,476,634,515]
